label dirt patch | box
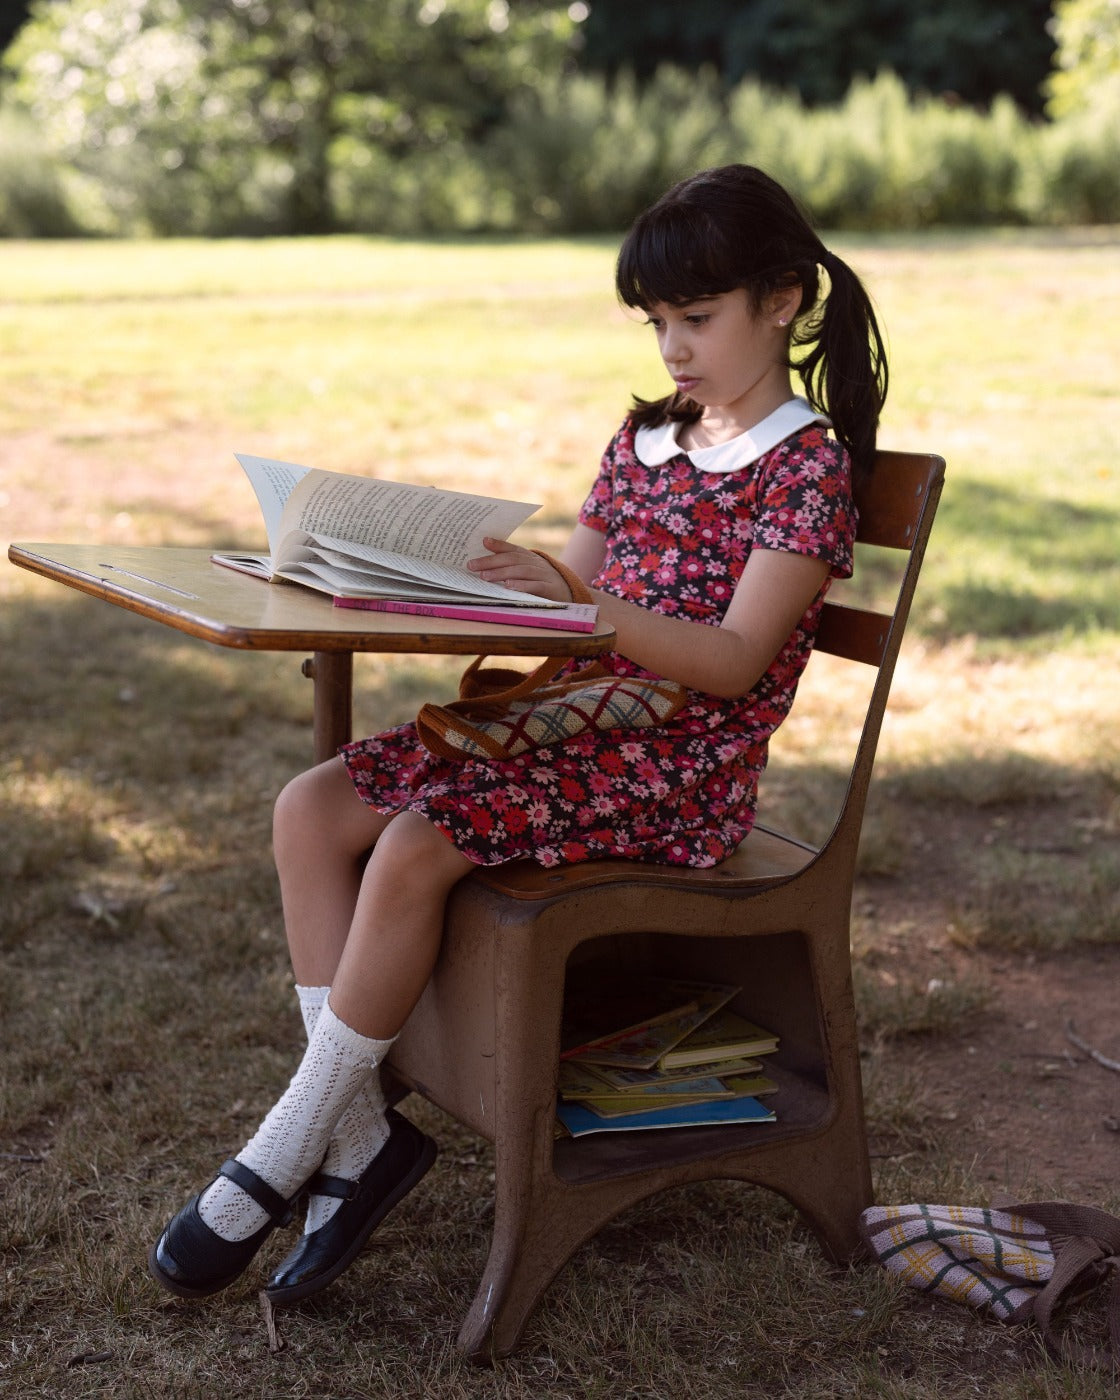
[863,900,1120,1205]
[886,943,1120,1199]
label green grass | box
[2,230,1119,1398]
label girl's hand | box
[467,538,573,602]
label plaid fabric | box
[859,1204,1055,1321]
[417,674,687,761]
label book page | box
[233,454,311,560]
[275,469,539,570]
[305,537,548,603]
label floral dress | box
[340,405,856,869]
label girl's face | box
[644,288,792,428]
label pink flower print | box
[469,807,494,836]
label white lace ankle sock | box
[295,984,391,1233]
[197,998,393,1242]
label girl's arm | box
[470,531,829,700]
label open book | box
[211,453,584,613]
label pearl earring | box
[778,318,789,326]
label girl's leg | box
[276,762,465,1233]
[271,756,394,989]
[272,760,398,1232]
[150,787,475,1295]
[207,807,473,1221]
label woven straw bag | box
[415,554,688,762]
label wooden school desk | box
[7,543,615,762]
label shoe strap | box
[306,1170,359,1202]
[219,1158,294,1226]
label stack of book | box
[555,977,779,1138]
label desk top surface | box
[9,543,615,658]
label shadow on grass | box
[917,476,1120,640]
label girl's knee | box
[274,763,325,840]
[273,758,367,852]
[368,810,475,890]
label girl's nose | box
[661,327,688,364]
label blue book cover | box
[556,1093,776,1138]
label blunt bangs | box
[615,206,740,311]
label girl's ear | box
[771,284,803,328]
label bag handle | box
[1003,1200,1120,1368]
[454,552,601,713]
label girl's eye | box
[685,314,709,326]
[644,317,664,330]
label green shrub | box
[1019,91,1120,223]
[4,60,1119,236]
[0,105,80,236]
[734,73,1029,230]
[331,135,507,236]
[481,67,735,233]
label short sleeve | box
[751,428,857,579]
[577,419,635,534]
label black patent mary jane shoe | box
[265,1109,437,1306]
[148,1157,297,1299]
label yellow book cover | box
[564,979,739,1071]
[581,1054,763,1094]
[657,1009,779,1071]
[720,1073,779,1098]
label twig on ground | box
[259,1291,286,1354]
[1065,1019,1120,1073]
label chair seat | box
[471,823,819,901]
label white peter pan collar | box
[634,396,830,474]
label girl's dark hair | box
[616,163,888,481]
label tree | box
[1045,0,1120,114]
[3,0,578,233]
[579,0,1058,114]
[0,0,32,53]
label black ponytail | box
[792,248,888,483]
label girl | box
[149,163,888,1304]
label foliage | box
[1045,0,1120,115]
[481,66,733,233]
[741,73,1029,229]
[1020,88,1120,222]
[579,0,1058,114]
[2,0,579,234]
[3,0,1120,236]
[0,105,78,234]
